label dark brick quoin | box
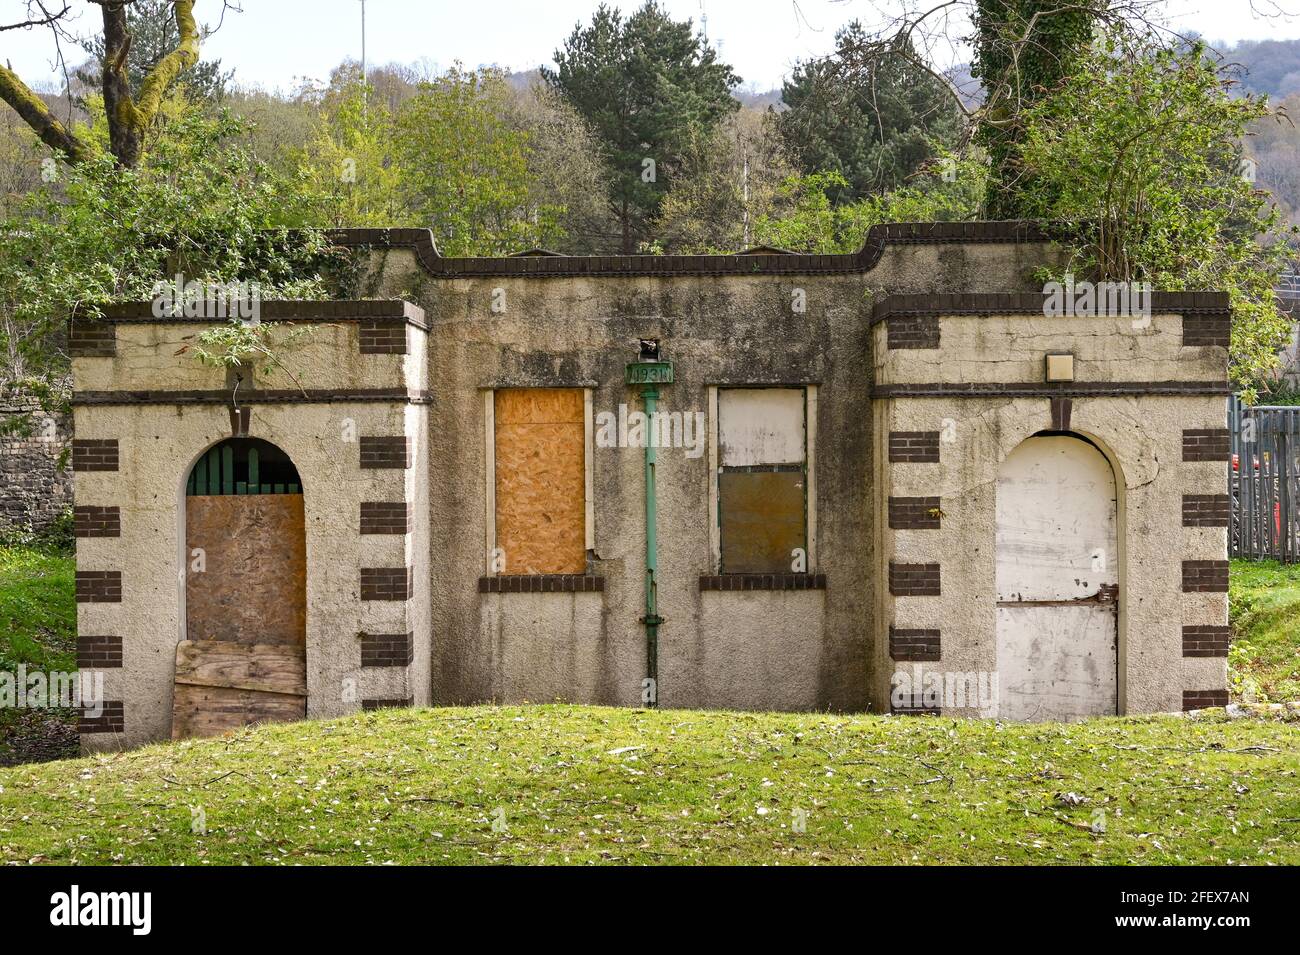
[79,701,124,734]
[889,562,941,597]
[1182,494,1230,527]
[76,634,123,668]
[889,627,941,662]
[1183,689,1229,710]
[73,505,121,538]
[1182,560,1229,593]
[359,435,412,469]
[362,697,413,711]
[71,439,119,472]
[359,502,411,535]
[68,320,116,357]
[888,431,941,463]
[889,496,942,530]
[75,570,121,603]
[358,319,408,355]
[1182,428,1230,462]
[480,574,607,593]
[887,315,940,349]
[360,566,413,601]
[1182,626,1231,658]
[360,631,414,667]
[698,574,826,591]
[1182,314,1231,348]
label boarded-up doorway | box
[995,434,1118,721]
[174,438,307,739]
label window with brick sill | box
[708,386,819,587]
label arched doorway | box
[995,434,1119,721]
[173,438,307,739]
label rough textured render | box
[69,224,1231,748]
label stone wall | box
[0,397,73,532]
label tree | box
[0,0,202,167]
[77,0,232,106]
[1247,91,1300,226]
[751,156,985,254]
[295,66,406,229]
[657,108,796,253]
[544,1,740,252]
[501,82,618,254]
[776,22,964,204]
[1015,35,1296,392]
[0,105,335,396]
[393,67,563,256]
[971,0,1102,218]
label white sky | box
[4,0,1300,95]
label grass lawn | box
[0,704,1297,865]
[1229,559,1300,703]
[0,543,77,767]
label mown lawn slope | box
[1,704,1297,865]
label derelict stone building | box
[69,222,1233,746]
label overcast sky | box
[5,0,1300,95]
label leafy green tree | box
[657,108,796,253]
[776,22,964,205]
[544,1,740,252]
[971,0,1101,218]
[1016,35,1297,392]
[0,106,334,397]
[296,67,406,228]
[753,156,985,254]
[392,67,563,256]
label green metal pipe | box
[627,350,672,708]
[642,382,662,707]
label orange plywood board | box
[185,495,307,647]
[494,389,586,575]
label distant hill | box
[1219,38,1300,98]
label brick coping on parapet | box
[328,220,1074,278]
[871,290,1231,323]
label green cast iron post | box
[626,352,673,708]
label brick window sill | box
[699,574,826,591]
[479,575,605,593]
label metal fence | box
[1230,395,1300,562]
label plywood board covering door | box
[175,494,307,738]
[995,435,1118,721]
[494,388,586,575]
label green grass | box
[0,543,78,766]
[1229,559,1300,703]
[0,542,75,673]
[0,704,1297,865]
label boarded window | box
[494,388,587,575]
[717,388,807,574]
